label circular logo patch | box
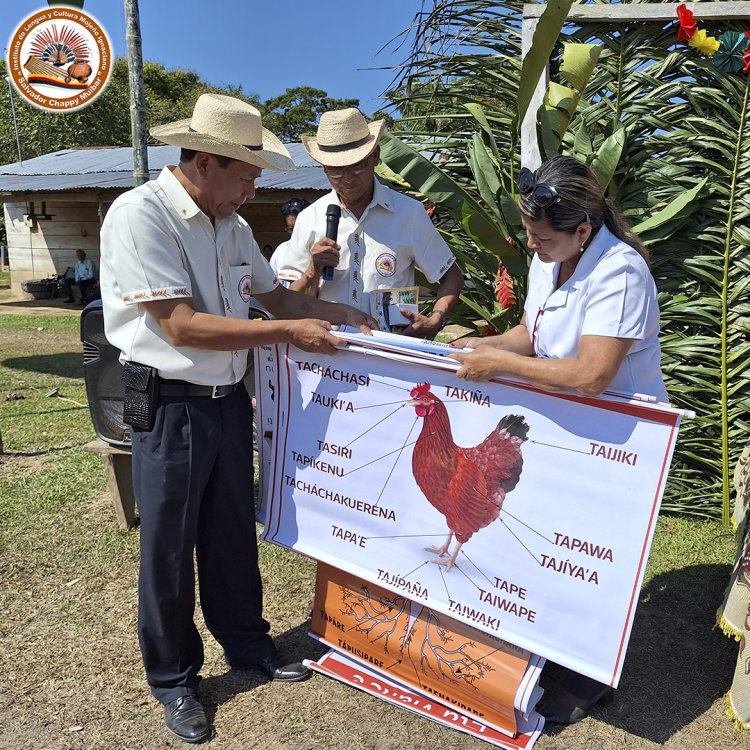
[375,253,397,277]
[238,274,253,302]
[6,7,113,113]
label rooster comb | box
[410,383,432,397]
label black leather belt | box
[158,378,240,399]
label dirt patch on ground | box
[0,293,84,317]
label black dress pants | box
[61,277,94,301]
[131,385,275,704]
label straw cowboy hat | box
[301,108,385,167]
[150,93,295,172]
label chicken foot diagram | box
[338,583,494,688]
[312,564,538,736]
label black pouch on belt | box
[122,361,159,431]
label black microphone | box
[322,204,341,281]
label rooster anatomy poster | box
[258,340,683,687]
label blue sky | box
[3,1,422,114]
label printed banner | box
[259,341,682,685]
[311,563,545,736]
[306,649,545,749]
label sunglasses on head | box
[518,167,593,225]
[517,167,561,208]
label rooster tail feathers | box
[496,414,529,441]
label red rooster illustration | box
[409,383,528,570]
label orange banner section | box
[308,650,544,749]
[312,563,534,736]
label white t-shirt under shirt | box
[100,165,278,386]
[277,179,456,312]
[523,225,667,402]
[269,239,291,285]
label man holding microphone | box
[276,108,463,337]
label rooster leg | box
[431,541,464,571]
[425,532,453,557]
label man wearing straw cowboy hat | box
[100,93,376,744]
[277,108,464,336]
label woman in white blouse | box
[451,155,667,403]
[450,155,667,724]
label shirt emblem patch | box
[375,253,397,277]
[238,274,253,302]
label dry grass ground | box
[0,312,745,750]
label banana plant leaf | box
[632,178,709,234]
[517,0,574,124]
[379,131,527,275]
[590,125,626,190]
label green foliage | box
[380,2,750,519]
[379,1,573,333]
[0,59,357,165]
[517,0,574,125]
[262,86,359,142]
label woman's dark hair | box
[519,155,649,263]
[281,198,310,217]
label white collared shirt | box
[100,166,278,385]
[277,180,456,312]
[523,225,667,401]
[269,239,292,287]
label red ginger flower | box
[493,263,516,311]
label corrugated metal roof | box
[0,143,329,194]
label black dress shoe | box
[228,653,310,682]
[163,695,210,743]
[537,669,613,725]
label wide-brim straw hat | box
[150,93,294,172]
[301,108,385,167]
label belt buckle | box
[211,385,223,399]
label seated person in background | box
[62,249,96,303]
[269,197,310,283]
[450,154,668,724]
[276,108,464,338]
